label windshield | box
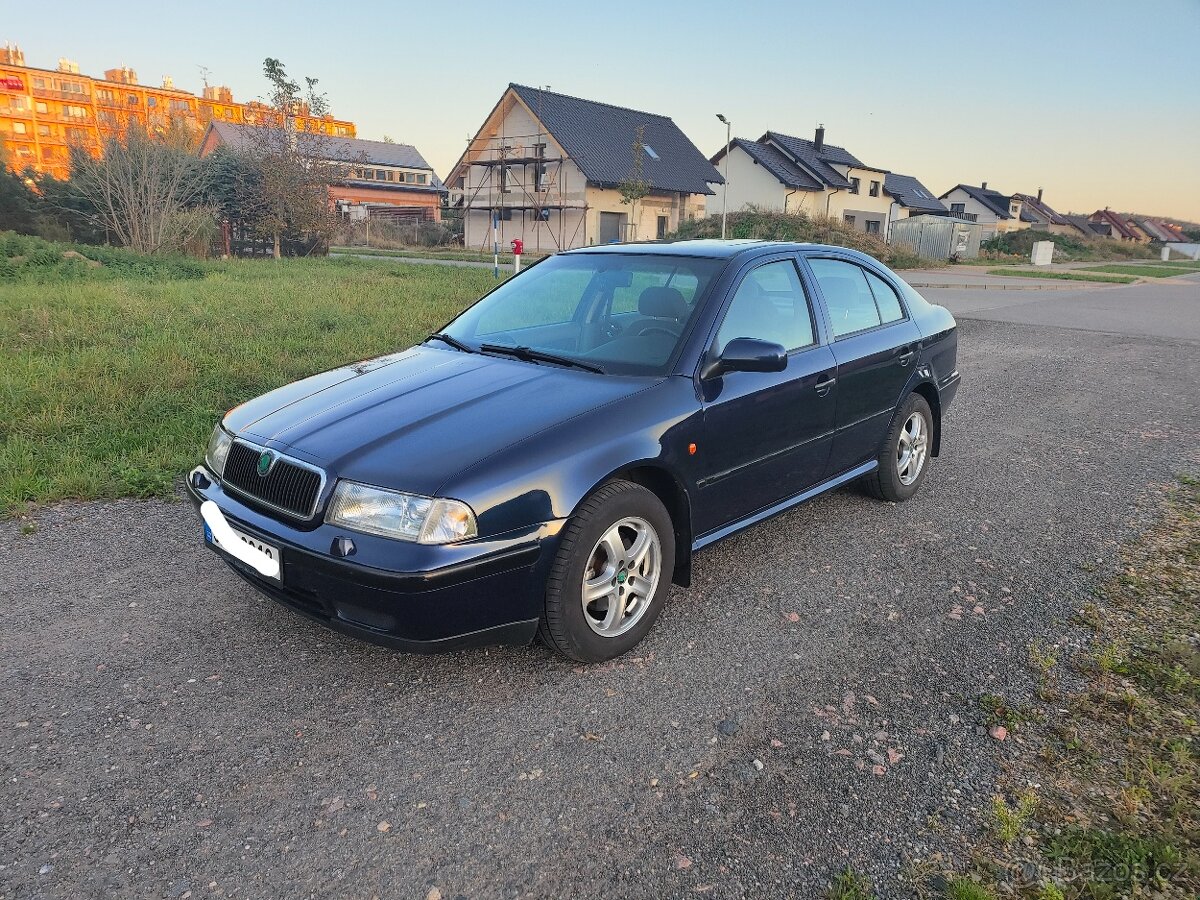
[440,253,725,375]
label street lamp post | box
[716,113,731,240]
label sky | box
[6,0,1200,221]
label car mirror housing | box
[701,337,788,380]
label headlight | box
[325,481,478,544]
[206,424,233,477]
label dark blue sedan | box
[190,240,959,662]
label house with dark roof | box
[938,183,1031,239]
[444,84,722,250]
[1062,214,1112,239]
[200,121,444,220]
[1010,190,1074,235]
[884,173,948,218]
[1088,209,1144,242]
[708,127,894,235]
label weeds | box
[827,866,875,900]
[990,790,1038,843]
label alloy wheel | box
[581,516,661,638]
[896,411,929,486]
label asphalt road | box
[3,279,1199,900]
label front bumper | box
[187,467,560,653]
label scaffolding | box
[452,128,590,253]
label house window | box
[127,94,138,105]
[37,124,49,136]
[33,76,46,89]
[35,101,48,113]
[848,177,860,195]
[12,121,26,134]
[1010,204,1019,216]
[950,202,965,215]
[416,173,426,184]
[64,105,87,118]
[865,220,881,234]
[657,215,669,239]
[844,214,856,226]
[146,96,157,107]
[869,180,880,197]
[96,88,114,103]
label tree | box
[67,122,213,254]
[236,58,340,258]
[618,125,652,241]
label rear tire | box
[863,393,933,503]
[539,480,675,663]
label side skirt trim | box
[692,460,878,552]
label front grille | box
[223,441,323,519]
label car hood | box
[223,345,654,496]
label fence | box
[889,215,983,260]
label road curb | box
[904,282,1104,291]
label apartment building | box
[0,44,355,179]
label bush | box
[668,208,931,268]
[980,229,1157,262]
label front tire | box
[539,480,675,663]
[863,393,933,502]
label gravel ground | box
[2,315,1198,900]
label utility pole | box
[716,114,731,240]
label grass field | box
[1084,264,1199,278]
[0,255,497,515]
[986,269,1137,284]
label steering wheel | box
[628,320,682,340]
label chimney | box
[981,181,987,190]
[1037,187,1043,202]
[814,124,824,154]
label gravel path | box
[2,315,1198,900]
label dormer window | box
[869,180,880,197]
[1010,203,1019,216]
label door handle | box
[897,346,916,367]
[814,374,836,397]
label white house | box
[709,127,895,235]
[938,183,1032,239]
[445,84,722,251]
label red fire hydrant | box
[510,238,524,273]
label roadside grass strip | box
[1083,264,1198,278]
[985,269,1137,284]
[924,478,1200,899]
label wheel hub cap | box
[896,411,929,486]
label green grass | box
[1150,259,1200,268]
[0,249,499,514]
[985,268,1137,284]
[330,245,549,264]
[827,867,875,900]
[1083,264,1197,278]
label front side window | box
[865,220,880,234]
[848,177,860,195]
[950,202,965,215]
[869,180,880,197]
[716,260,815,353]
[442,253,724,375]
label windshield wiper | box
[425,332,475,353]
[479,343,605,374]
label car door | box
[694,257,837,536]
[803,256,922,474]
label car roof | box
[562,239,884,265]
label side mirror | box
[701,337,787,380]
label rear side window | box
[864,270,905,323]
[807,258,881,337]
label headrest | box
[638,286,688,320]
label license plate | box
[205,520,282,581]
